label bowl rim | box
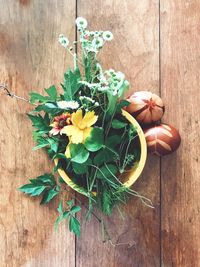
[54,109,147,196]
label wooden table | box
[0,1,200,266]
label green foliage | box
[62,68,81,100]
[35,102,61,115]
[29,92,48,104]
[45,86,57,101]
[111,119,127,129]
[84,127,104,152]
[28,113,50,134]
[72,158,92,174]
[29,85,58,104]
[102,189,113,215]
[70,143,89,164]
[96,164,118,180]
[55,200,81,237]
[32,136,58,153]
[106,91,118,117]
[18,173,60,204]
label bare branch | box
[0,83,31,103]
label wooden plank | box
[0,1,76,266]
[160,1,200,266]
[76,1,161,266]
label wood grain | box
[0,1,76,266]
[76,1,160,266]
[2,0,200,266]
[160,0,200,266]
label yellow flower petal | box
[80,111,98,129]
[71,128,84,144]
[72,109,83,127]
[60,125,76,136]
[61,125,84,143]
[83,127,92,141]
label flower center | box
[59,119,67,128]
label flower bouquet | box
[1,17,180,239]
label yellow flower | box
[60,109,98,144]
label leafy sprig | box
[55,200,81,236]
[18,173,60,204]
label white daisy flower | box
[57,100,79,110]
[75,17,88,29]
[115,71,125,81]
[58,34,69,48]
[94,31,100,37]
[59,34,69,48]
[92,37,104,48]
[102,31,113,41]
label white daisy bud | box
[59,35,69,48]
[103,31,113,41]
[92,37,104,48]
[75,17,88,29]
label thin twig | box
[0,83,31,104]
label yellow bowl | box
[54,109,147,196]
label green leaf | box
[62,68,81,100]
[67,199,74,207]
[116,100,130,112]
[111,119,127,129]
[70,144,89,164]
[84,127,104,152]
[118,80,129,98]
[106,91,118,117]
[45,85,57,101]
[53,153,66,160]
[28,114,51,133]
[72,158,91,174]
[29,92,48,104]
[19,184,46,196]
[93,148,116,165]
[102,190,113,215]
[70,206,81,214]
[32,173,56,186]
[105,135,122,148]
[48,138,59,153]
[57,201,63,213]
[96,164,118,180]
[40,189,59,205]
[32,137,59,152]
[35,102,60,115]
[32,138,49,150]
[69,216,81,237]
[19,173,58,202]
[72,162,88,174]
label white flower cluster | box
[75,17,113,54]
[57,100,79,110]
[98,68,129,97]
[80,68,129,97]
[79,95,99,109]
